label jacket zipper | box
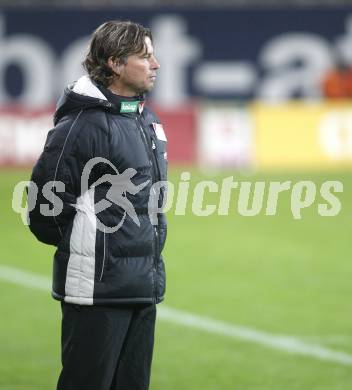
[135,116,159,303]
[99,228,106,282]
[151,138,162,184]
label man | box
[28,20,167,390]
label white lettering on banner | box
[1,13,352,106]
[319,110,352,159]
[336,15,352,65]
[0,14,88,108]
[152,15,202,107]
[0,15,55,107]
[258,33,333,101]
[0,112,51,164]
[194,61,257,94]
[59,36,90,91]
[198,105,253,169]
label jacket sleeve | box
[28,111,110,246]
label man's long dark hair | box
[83,20,153,88]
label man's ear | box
[107,57,123,75]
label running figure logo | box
[80,157,150,233]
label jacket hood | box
[54,76,113,125]
[54,76,145,125]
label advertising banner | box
[2,102,352,169]
[198,104,254,169]
[253,101,352,169]
[0,105,197,166]
[2,7,352,168]
[1,8,352,108]
[0,107,53,166]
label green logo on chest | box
[120,101,139,113]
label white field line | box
[1,264,352,366]
[158,307,352,366]
[297,335,352,345]
[0,264,51,291]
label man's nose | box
[151,56,160,70]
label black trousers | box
[57,302,156,390]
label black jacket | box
[28,76,167,305]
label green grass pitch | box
[1,168,352,389]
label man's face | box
[113,37,160,96]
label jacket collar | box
[97,83,145,115]
[72,75,145,114]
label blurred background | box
[2,1,352,168]
[1,1,352,389]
